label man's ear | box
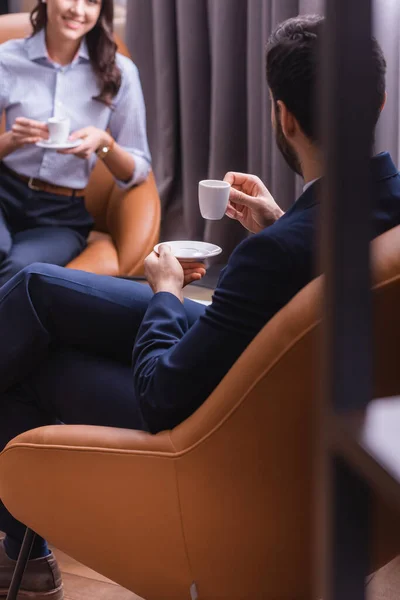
[276,100,296,139]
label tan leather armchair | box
[0,225,399,600]
[0,13,160,277]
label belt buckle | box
[28,177,41,191]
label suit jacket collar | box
[290,151,399,214]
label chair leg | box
[6,528,36,600]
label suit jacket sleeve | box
[132,233,293,433]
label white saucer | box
[36,139,83,150]
[154,240,222,261]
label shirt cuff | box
[115,153,152,189]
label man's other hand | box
[145,245,206,301]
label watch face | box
[96,146,108,159]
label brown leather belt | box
[0,163,85,197]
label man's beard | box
[275,118,303,177]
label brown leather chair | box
[0,225,399,600]
[0,13,160,277]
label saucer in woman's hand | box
[36,139,83,150]
[154,240,222,261]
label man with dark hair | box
[0,14,399,599]
[267,15,386,143]
[226,14,387,222]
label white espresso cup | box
[198,179,231,220]
[47,117,70,144]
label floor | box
[50,547,142,600]
[8,539,400,600]
[183,281,214,303]
[0,532,141,599]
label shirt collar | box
[26,28,90,63]
[303,178,320,193]
[79,38,90,61]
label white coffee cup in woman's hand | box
[11,117,49,148]
[47,117,70,144]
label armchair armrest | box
[66,232,119,276]
[67,172,161,277]
[0,425,192,600]
[107,172,161,277]
[5,423,173,453]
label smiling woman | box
[0,0,151,286]
[12,0,127,40]
[33,0,121,105]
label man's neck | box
[301,154,323,185]
[302,149,380,183]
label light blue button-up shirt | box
[0,29,151,189]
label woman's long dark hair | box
[30,0,121,107]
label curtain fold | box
[374,0,400,163]
[125,0,397,259]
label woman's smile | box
[62,17,85,31]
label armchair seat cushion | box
[67,231,119,277]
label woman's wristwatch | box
[96,137,115,160]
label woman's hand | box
[224,171,285,233]
[10,117,49,148]
[59,126,110,160]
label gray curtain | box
[8,0,31,11]
[127,0,323,259]
[374,0,400,163]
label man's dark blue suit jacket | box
[133,152,400,433]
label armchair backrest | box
[166,223,400,599]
